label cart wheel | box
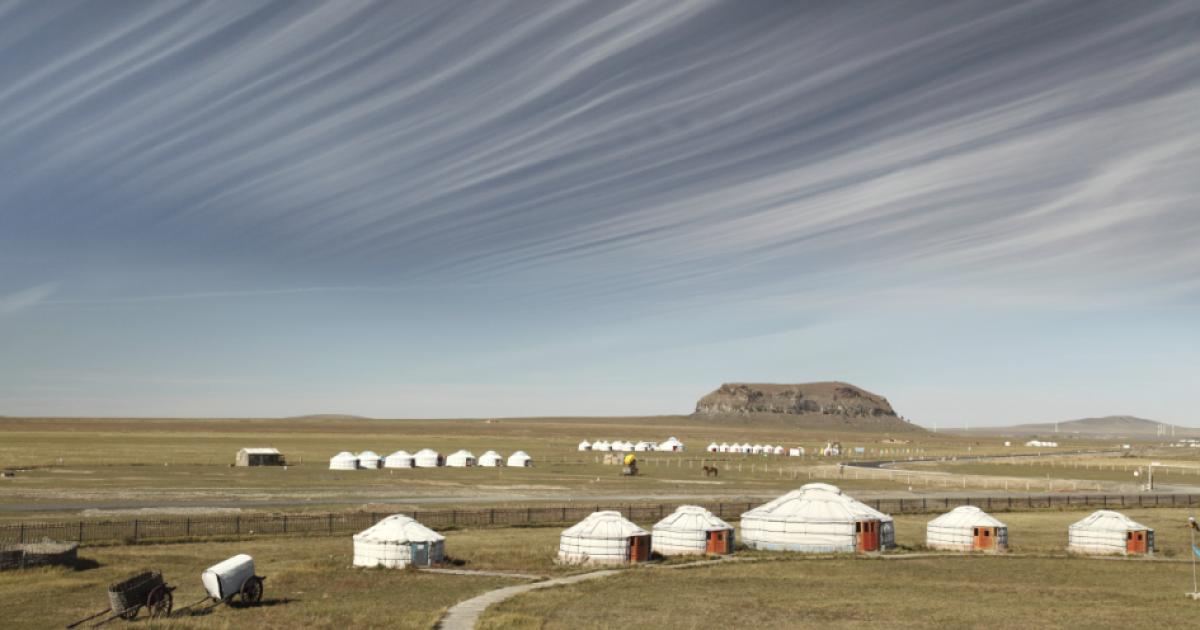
[239,576,264,605]
[147,586,173,618]
[118,607,139,620]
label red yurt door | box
[856,520,880,552]
[628,535,650,562]
[1126,530,1147,554]
[972,527,994,550]
[706,530,730,554]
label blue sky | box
[1,1,1198,424]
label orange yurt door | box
[1126,530,1147,554]
[706,530,731,554]
[972,527,994,551]
[628,535,650,562]
[856,520,880,552]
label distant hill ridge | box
[693,382,921,432]
[955,415,1198,438]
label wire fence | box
[2,493,1198,547]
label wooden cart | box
[66,570,174,628]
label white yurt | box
[329,451,358,470]
[414,448,443,468]
[634,441,654,452]
[357,450,382,469]
[657,437,684,452]
[750,444,764,455]
[718,442,731,453]
[446,449,476,467]
[926,506,1008,552]
[592,440,612,452]
[705,442,719,453]
[507,450,532,467]
[772,445,786,455]
[577,440,592,451]
[740,442,753,453]
[652,505,735,555]
[1068,510,1154,555]
[383,450,414,468]
[353,514,445,568]
[558,511,651,565]
[788,447,805,457]
[740,483,895,553]
[478,450,504,467]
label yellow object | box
[624,453,636,466]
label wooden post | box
[133,520,139,543]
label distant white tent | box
[750,444,764,455]
[788,447,805,457]
[558,511,650,565]
[706,443,720,453]
[507,450,532,467]
[329,451,358,471]
[615,440,634,452]
[577,440,592,451]
[740,483,894,553]
[592,440,612,452]
[414,448,443,468]
[926,506,1008,552]
[1068,510,1153,555]
[357,450,382,469]
[383,450,414,468]
[445,450,476,467]
[772,445,786,455]
[652,505,735,556]
[739,442,753,453]
[657,437,684,452]
[478,450,504,467]
[634,441,654,452]
[353,515,444,568]
[718,442,731,453]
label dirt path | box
[436,569,620,630]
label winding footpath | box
[435,569,619,630]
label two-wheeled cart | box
[66,570,174,628]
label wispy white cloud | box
[0,283,57,315]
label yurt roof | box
[745,483,892,523]
[578,440,591,446]
[358,450,380,458]
[450,449,475,458]
[1070,510,1150,532]
[928,505,1006,529]
[562,511,648,539]
[509,450,529,458]
[386,450,413,459]
[239,447,280,455]
[654,505,733,532]
[414,448,440,457]
[331,451,356,460]
[480,450,501,458]
[354,515,444,544]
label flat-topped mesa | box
[695,382,898,418]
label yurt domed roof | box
[331,451,356,461]
[509,449,529,458]
[745,483,891,523]
[480,450,500,458]
[450,449,475,457]
[354,515,444,544]
[1070,510,1150,532]
[653,505,732,532]
[928,505,1006,529]
[358,450,380,458]
[386,450,412,459]
[414,448,439,457]
[563,511,648,539]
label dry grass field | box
[5,508,1200,628]
[2,415,1106,519]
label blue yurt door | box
[411,542,429,566]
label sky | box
[1,1,1198,425]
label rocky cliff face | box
[694,382,899,418]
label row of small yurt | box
[339,449,532,469]
[353,515,445,568]
[579,438,685,452]
[740,483,894,553]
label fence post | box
[186,518,191,537]
[328,514,334,533]
[79,521,84,542]
[452,511,458,526]
[236,515,241,535]
[19,523,24,543]
[133,520,139,543]
[489,509,495,525]
[283,515,288,533]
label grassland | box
[482,508,1200,629]
[4,415,1104,519]
[6,507,1200,628]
